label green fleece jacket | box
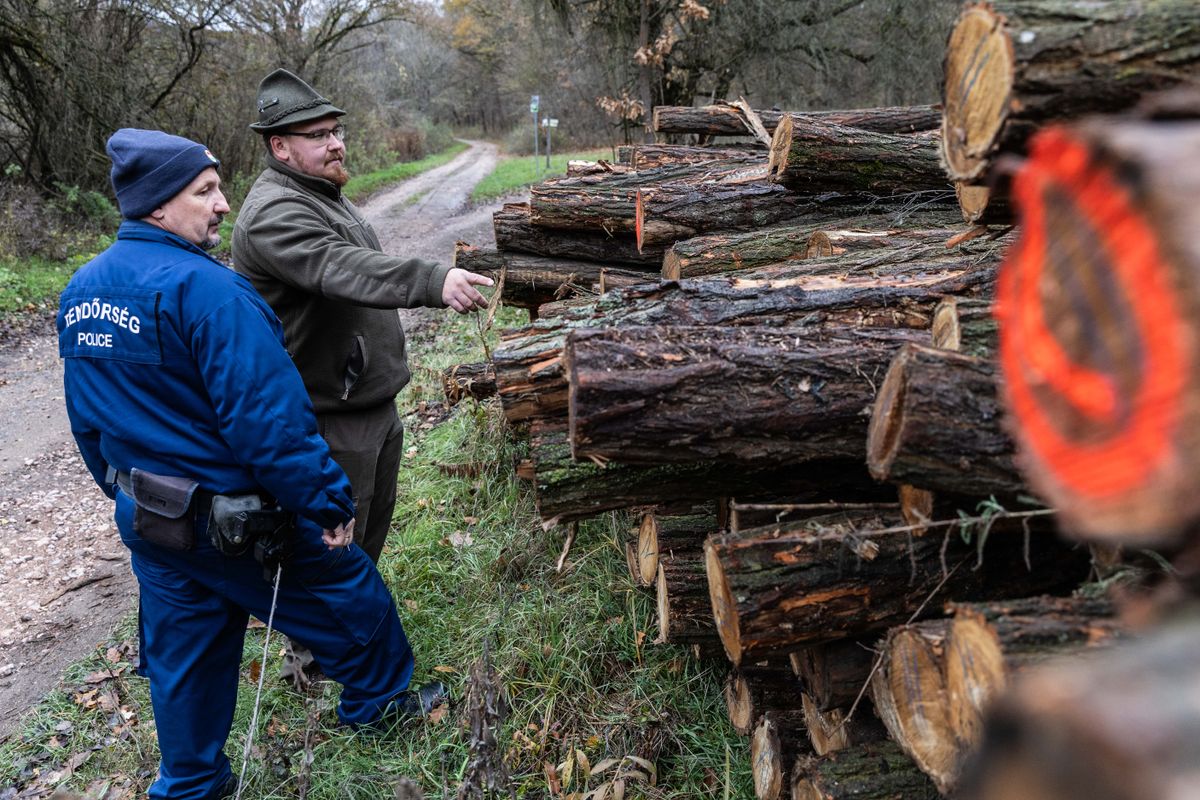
[232,157,451,413]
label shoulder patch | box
[59,288,162,364]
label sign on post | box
[530,95,540,175]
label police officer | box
[59,129,443,800]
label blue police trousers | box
[114,489,416,800]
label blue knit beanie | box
[106,129,221,219]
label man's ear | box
[148,206,167,221]
[269,135,290,162]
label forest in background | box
[0,0,957,230]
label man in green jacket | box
[232,70,492,681]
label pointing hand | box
[442,268,494,314]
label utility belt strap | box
[114,470,219,514]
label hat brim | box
[250,103,346,133]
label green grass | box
[470,148,618,202]
[0,303,751,798]
[0,239,111,314]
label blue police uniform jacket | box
[58,220,354,527]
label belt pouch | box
[129,468,199,551]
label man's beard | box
[201,216,223,250]
[327,161,350,187]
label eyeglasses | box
[279,124,346,144]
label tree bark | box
[493,259,996,426]
[956,621,1200,800]
[565,160,633,177]
[791,639,877,712]
[942,1,1200,216]
[791,740,939,799]
[705,510,1088,665]
[636,511,716,587]
[931,297,996,358]
[493,203,664,267]
[655,546,715,646]
[528,160,765,235]
[528,422,885,526]
[994,116,1200,542]
[442,361,496,406]
[725,663,803,736]
[661,215,963,280]
[566,325,924,466]
[628,143,764,170]
[752,710,811,800]
[767,116,950,195]
[866,343,1022,498]
[652,103,943,137]
[453,244,655,309]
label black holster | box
[210,494,294,578]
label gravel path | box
[0,139,505,741]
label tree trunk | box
[566,325,923,466]
[752,710,811,800]
[528,422,884,526]
[442,361,496,406]
[801,693,887,757]
[866,343,1023,498]
[725,663,803,736]
[493,203,664,267]
[628,143,764,170]
[931,297,996,358]
[453,244,655,309]
[942,1,1200,217]
[767,117,949,195]
[529,160,765,235]
[635,178,955,249]
[957,621,1200,800]
[791,741,940,799]
[943,595,1123,765]
[661,215,963,280]
[791,639,877,712]
[493,259,996,426]
[652,103,943,137]
[636,511,716,587]
[705,510,1088,665]
[994,116,1200,542]
[655,547,715,646]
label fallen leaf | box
[427,705,448,724]
[248,660,261,683]
[544,761,561,797]
[462,515,479,526]
[433,665,456,673]
[404,599,419,612]
[84,664,126,684]
[447,531,474,548]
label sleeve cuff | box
[425,262,453,308]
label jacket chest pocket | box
[341,334,368,400]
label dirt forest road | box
[0,139,503,740]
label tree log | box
[956,621,1200,800]
[725,663,804,736]
[566,325,924,466]
[767,116,950,195]
[628,143,764,170]
[752,710,811,800]
[705,510,1089,665]
[661,215,963,280]
[995,117,1200,541]
[453,244,655,309]
[494,259,996,426]
[529,160,766,235]
[492,203,664,267]
[636,511,715,587]
[655,546,714,646]
[931,297,996,358]
[442,361,496,406]
[528,422,887,525]
[791,639,877,713]
[791,741,938,800]
[942,1,1200,220]
[867,343,1023,498]
[652,103,942,137]
[800,693,887,757]
[566,160,633,177]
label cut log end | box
[865,346,912,480]
[751,714,786,800]
[635,189,646,253]
[942,3,1014,182]
[767,114,794,182]
[725,671,756,735]
[637,512,660,586]
[956,182,996,224]
[946,613,1007,750]
[655,563,671,644]
[705,540,743,666]
[932,297,962,350]
[898,485,935,533]
[661,250,682,281]
[801,693,849,756]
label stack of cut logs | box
[440,3,1200,798]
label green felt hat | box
[249,68,345,134]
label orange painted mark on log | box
[997,127,1187,499]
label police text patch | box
[59,288,161,364]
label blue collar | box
[116,220,224,265]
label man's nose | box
[214,191,231,214]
